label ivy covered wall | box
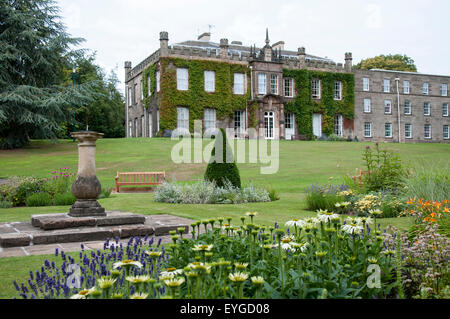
[148,57,251,133]
[283,69,354,139]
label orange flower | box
[444,207,449,213]
[433,201,441,209]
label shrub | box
[155,180,270,204]
[0,200,13,208]
[204,128,241,188]
[268,188,280,201]
[53,192,76,206]
[326,133,347,141]
[305,184,347,211]
[346,144,406,193]
[25,192,52,207]
[403,162,450,202]
[0,176,44,206]
[42,168,74,197]
[99,185,113,199]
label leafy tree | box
[0,0,97,149]
[204,128,241,188]
[354,54,418,72]
[63,53,125,138]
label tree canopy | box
[354,54,418,72]
[0,0,113,149]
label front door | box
[313,113,322,138]
[264,111,274,139]
[285,113,294,140]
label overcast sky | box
[57,0,450,92]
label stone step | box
[31,211,146,230]
[0,214,192,248]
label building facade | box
[124,30,450,143]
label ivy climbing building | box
[124,30,450,143]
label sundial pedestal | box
[69,131,106,217]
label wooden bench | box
[115,171,165,192]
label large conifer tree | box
[0,0,96,148]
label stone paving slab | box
[0,214,194,253]
[0,231,197,258]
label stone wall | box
[354,69,450,143]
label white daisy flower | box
[113,260,143,269]
[341,223,363,235]
[285,219,306,228]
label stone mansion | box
[124,30,450,143]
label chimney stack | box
[219,38,229,59]
[160,31,169,57]
[297,47,306,67]
[345,52,353,72]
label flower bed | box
[13,211,429,299]
[154,180,272,204]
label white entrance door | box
[285,113,295,140]
[313,113,322,138]
[148,112,153,137]
[264,111,274,139]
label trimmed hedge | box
[204,128,241,188]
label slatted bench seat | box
[115,171,165,193]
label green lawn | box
[0,138,448,298]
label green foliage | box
[0,0,98,149]
[204,129,241,188]
[403,162,450,202]
[0,200,13,209]
[142,63,157,109]
[99,185,113,199]
[354,54,418,72]
[268,188,280,202]
[0,177,44,206]
[25,192,52,207]
[157,57,251,134]
[305,185,346,212]
[360,144,406,193]
[53,192,76,206]
[66,53,125,138]
[283,69,354,139]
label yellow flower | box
[164,277,185,288]
[251,276,265,285]
[229,272,248,282]
[234,262,248,269]
[130,292,148,299]
[97,277,117,290]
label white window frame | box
[177,68,189,91]
[147,75,151,96]
[364,122,372,138]
[385,123,392,138]
[204,71,215,92]
[444,125,450,139]
[404,100,411,115]
[177,107,189,134]
[140,80,144,101]
[233,73,245,95]
[133,83,137,104]
[334,81,342,100]
[363,77,370,91]
[134,118,138,138]
[442,84,448,97]
[405,123,412,139]
[312,79,321,99]
[257,73,267,95]
[128,120,132,137]
[403,80,410,94]
[234,110,246,137]
[424,102,431,116]
[127,86,132,107]
[383,79,390,93]
[443,103,449,117]
[284,78,294,97]
[423,82,429,95]
[156,71,160,92]
[270,74,278,95]
[334,114,343,136]
[424,124,432,139]
[148,112,153,137]
[364,98,371,113]
[204,108,216,134]
[384,100,392,114]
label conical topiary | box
[204,128,241,188]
